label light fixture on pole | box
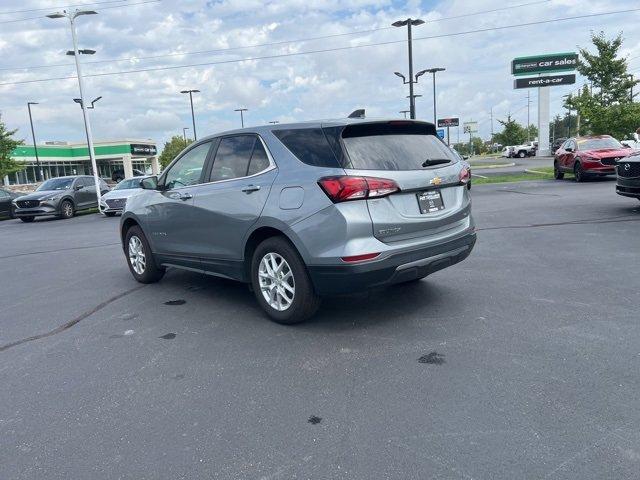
[234,108,248,128]
[399,110,410,119]
[392,18,424,119]
[183,127,190,142]
[180,89,200,140]
[47,9,102,206]
[26,102,42,182]
[73,96,101,109]
[422,67,445,125]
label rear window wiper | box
[421,158,451,167]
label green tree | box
[159,135,192,168]
[565,32,640,138]
[0,114,24,180]
[493,114,528,146]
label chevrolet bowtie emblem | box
[430,177,442,185]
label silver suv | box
[120,119,476,323]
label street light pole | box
[392,18,424,119]
[424,67,445,124]
[27,102,42,182]
[47,9,102,206]
[180,89,200,140]
[234,108,248,128]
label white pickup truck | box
[621,132,640,150]
[511,141,538,158]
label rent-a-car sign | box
[511,52,578,76]
[514,74,576,89]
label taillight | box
[318,176,399,203]
[459,167,470,185]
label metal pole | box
[526,90,530,142]
[446,126,450,146]
[407,21,415,119]
[490,106,494,149]
[189,91,197,140]
[240,110,244,128]
[432,71,437,125]
[183,127,188,142]
[27,103,42,182]
[69,15,102,207]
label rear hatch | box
[325,121,468,243]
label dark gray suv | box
[120,119,476,323]
[13,175,109,222]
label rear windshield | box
[340,123,457,170]
[578,137,622,150]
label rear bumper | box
[307,230,476,295]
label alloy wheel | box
[258,252,295,311]
[128,235,146,275]
[62,202,73,218]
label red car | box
[553,135,631,182]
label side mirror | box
[140,176,159,190]
[74,184,84,190]
[565,147,573,152]
[462,155,469,160]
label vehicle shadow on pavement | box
[159,268,458,331]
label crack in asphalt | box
[0,242,121,260]
[498,189,561,197]
[478,214,640,231]
[0,285,146,353]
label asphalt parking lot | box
[1,178,639,480]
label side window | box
[209,135,255,182]
[164,142,211,189]
[82,177,94,188]
[247,140,271,176]
[272,128,340,167]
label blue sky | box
[1,0,639,148]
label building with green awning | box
[5,139,159,185]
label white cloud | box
[0,0,639,147]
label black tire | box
[554,161,564,180]
[9,205,15,219]
[518,150,526,158]
[574,161,586,183]
[124,225,165,283]
[104,212,117,217]
[20,216,35,223]
[250,236,320,324]
[467,180,471,190]
[58,199,75,219]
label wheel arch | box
[242,223,308,282]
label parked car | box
[551,137,567,154]
[511,141,537,158]
[554,135,632,182]
[100,176,148,216]
[501,146,514,158]
[13,175,110,222]
[615,151,640,201]
[0,188,21,219]
[112,168,146,183]
[120,119,476,324]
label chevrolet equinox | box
[120,118,476,324]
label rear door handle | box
[241,185,261,193]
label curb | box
[470,162,516,169]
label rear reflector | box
[341,252,381,263]
[318,176,399,203]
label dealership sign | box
[514,74,575,89]
[130,144,157,155]
[511,52,578,76]
[437,117,459,127]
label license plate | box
[417,190,444,214]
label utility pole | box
[27,102,42,182]
[392,18,424,119]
